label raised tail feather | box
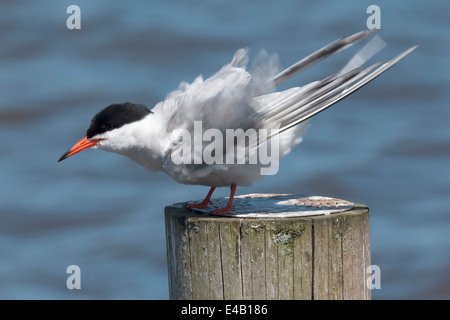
[272,29,378,86]
[259,30,417,138]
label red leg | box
[187,187,216,209]
[212,183,236,215]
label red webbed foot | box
[211,183,236,215]
[186,187,216,210]
[187,200,213,209]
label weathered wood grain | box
[165,196,370,300]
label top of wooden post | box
[165,193,371,300]
[177,193,363,218]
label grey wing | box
[157,50,264,185]
[260,46,418,138]
[272,29,378,86]
[155,52,257,134]
[251,30,417,138]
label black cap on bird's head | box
[86,102,151,139]
[58,102,151,162]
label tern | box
[58,30,416,214]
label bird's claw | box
[211,207,232,215]
[186,200,213,210]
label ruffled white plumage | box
[94,30,416,188]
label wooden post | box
[165,194,370,300]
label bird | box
[58,30,416,214]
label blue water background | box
[0,0,449,299]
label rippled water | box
[1,0,449,299]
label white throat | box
[95,113,166,171]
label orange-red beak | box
[58,136,104,162]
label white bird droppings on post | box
[185,194,355,218]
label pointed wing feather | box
[272,29,377,86]
[266,45,417,137]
